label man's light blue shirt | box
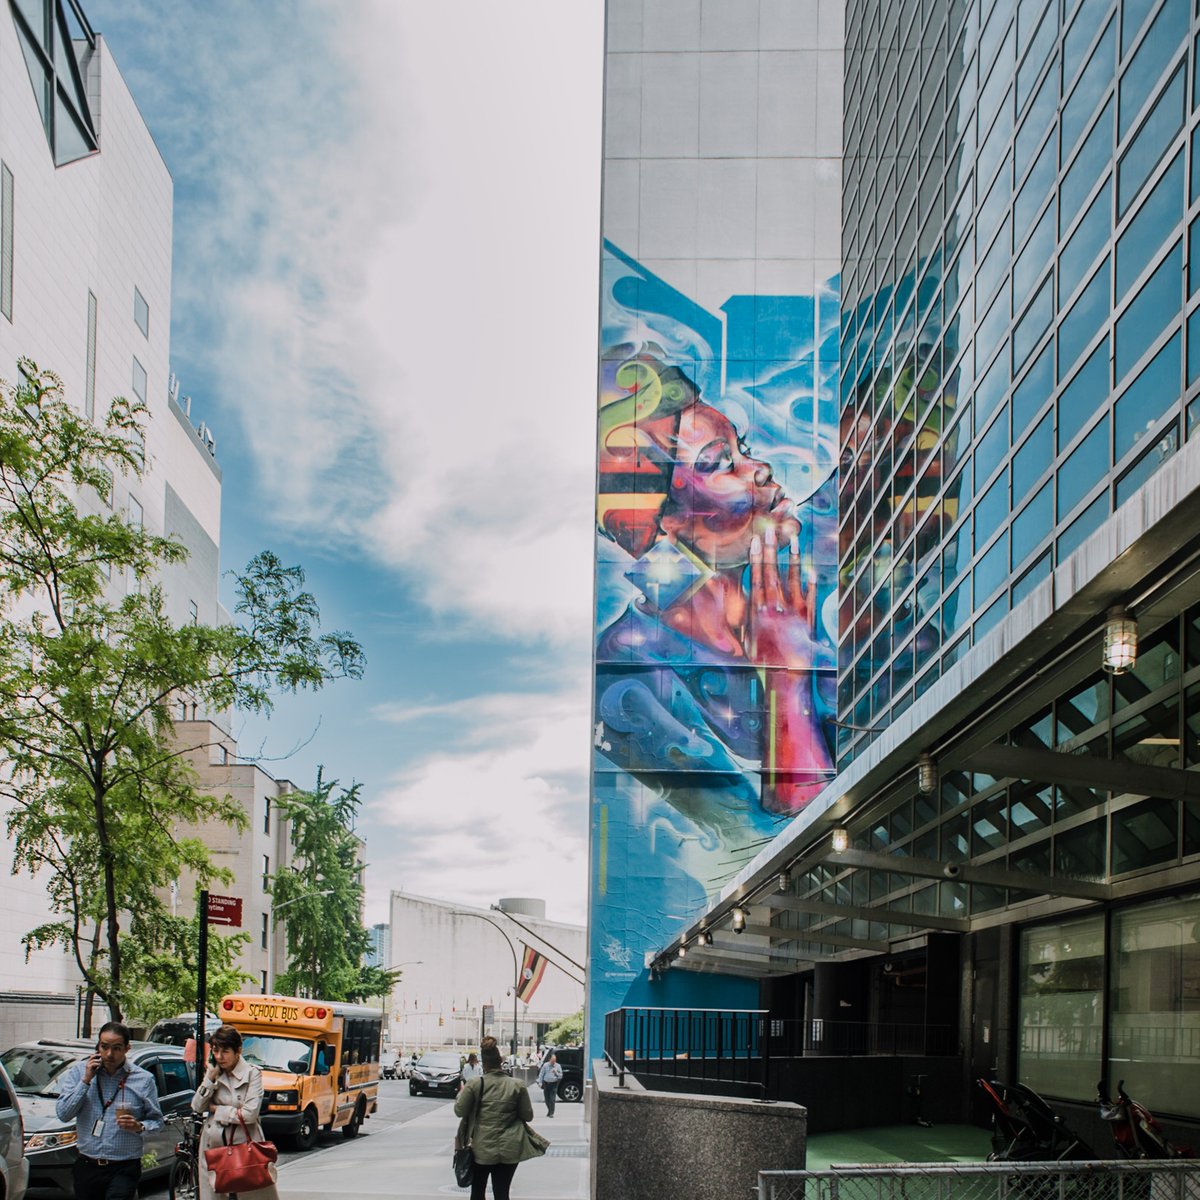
[55,1059,164,1161]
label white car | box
[0,1060,29,1200]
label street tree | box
[271,769,392,1002]
[543,1009,584,1046]
[0,361,365,1026]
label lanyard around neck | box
[95,1069,128,1112]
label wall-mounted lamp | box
[731,906,747,933]
[917,753,937,796]
[700,930,714,946]
[831,826,850,853]
[677,944,687,959]
[1102,606,1138,674]
[777,870,792,892]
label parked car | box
[1,1038,195,1197]
[546,1046,584,1103]
[146,1012,221,1047]
[380,1052,399,1080]
[0,1060,29,1200]
[408,1052,461,1097]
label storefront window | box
[1109,894,1200,1116]
[1018,914,1104,1099]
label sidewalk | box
[278,1098,590,1200]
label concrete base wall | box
[590,1060,806,1200]
[0,993,78,1049]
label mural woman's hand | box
[747,526,819,668]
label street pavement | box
[275,1081,589,1200]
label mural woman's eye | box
[695,445,734,474]
[736,437,751,457]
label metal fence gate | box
[757,1160,1200,1200]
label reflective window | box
[1014,202,1056,298]
[133,287,149,338]
[1121,0,1156,56]
[1191,216,1200,296]
[977,280,1012,366]
[1013,276,1052,370]
[978,215,1013,307]
[1116,151,1183,301]
[1062,17,1115,153]
[1012,479,1052,566]
[1014,340,1054,430]
[1189,306,1200,384]
[976,404,1011,487]
[1019,134,1057,236]
[1018,914,1105,1102]
[1118,64,1185,216]
[1013,545,1052,598]
[1057,491,1109,558]
[1118,0,1187,140]
[1018,11,1056,109]
[1059,340,1110,452]
[1060,176,1112,302]
[1016,70,1057,178]
[1062,99,1114,236]
[1109,895,1200,1116]
[1115,239,1181,381]
[1058,254,1111,380]
[1063,0,1114,91]
[1057,414,1110,519]
[976,465,1011,545]
[1114,331,1179,460]
[1013,410,1053,499]
[1115,424,1178,507]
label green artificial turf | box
[805,1123,993,1170]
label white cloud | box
[364,687,591,926]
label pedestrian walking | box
[536,1052,563,1117]
[460,1052,483,1089]
[453,1036,534,1200]
[190,1023,281,1200]
[55,1021,165,1200]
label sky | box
[85,0,607,929]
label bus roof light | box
[222,999,233,1010]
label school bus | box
[217,994,382,1150]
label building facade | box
[0,0,232,1045]
[388,893,585,1054]
[615,0,1200,1141]
[589,0,846,1057]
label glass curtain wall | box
[840,0,1200,764]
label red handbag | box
[204,1113,278,1193]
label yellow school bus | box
[218,994,381,1150]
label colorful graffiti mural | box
[589,242,841,1047]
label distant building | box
[365,923,390,968]
[387,893,585,1053]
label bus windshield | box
[240,1034,314,1074]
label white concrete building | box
[387,893,585,1055]
[0,0,226,1044]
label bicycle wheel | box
[168,1153,199,1200]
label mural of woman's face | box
[659,403,799,568]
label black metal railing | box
[771,1017,959,1057]
[605,1006,771,1096]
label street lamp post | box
[268,888,334,993]
[452,910,521,1060]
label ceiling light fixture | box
[731,906,747,934]
[831,826,850,853]
[1102,606,1138,674]
[917,753,937,796]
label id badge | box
[92,1117,104,1137]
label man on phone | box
[55,1021,164,1200]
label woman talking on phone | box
[191,1023,280,1200]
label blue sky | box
[86,0,605,926]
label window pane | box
[131,357,147,405]
[1060,176,1112,302]
[1057,414,1110,519]
[1116,151,1183,301]
[1018,133,1057,236]
[1013,410,1053,500]
[1112,797,1178,873]
[1189,306,1200,384]
[1014,201,1055,299]
[1118,0,1188,140]
[1118,65,1185,216]
[1114,331,1179,460]
[1012,480,1052,566]
[1014,340,1054,430]
[1062,99,1114,235]
[1019,914,1105,1102]
[1063,17,1115,153]
[1013,277,1052,370]
[976,464,1011,542]
[1059,338,1109,453]
[976,405,1011,488]
[1057,491,1109,558]
[1013,546,1051,600]
[1115,239,1181,381]
[1058,255,1111,380]
[1115,424,1178,507]
[1109,895,1200,1117]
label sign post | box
[197,892,243,1075]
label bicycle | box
[166,1111,205,1200]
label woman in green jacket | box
[453,1036,534,1200]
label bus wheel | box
[341,1100,365,1139]
[293,1107,319,1151]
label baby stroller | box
[977,1077,1096,1162]
[1098,1079,1194,1159]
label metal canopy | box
[764,893,970,932]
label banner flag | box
[515,945,548,1004]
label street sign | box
[206,894,243,927]
[482,1004,494,1025]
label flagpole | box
[452,909,522,1059]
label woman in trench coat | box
[190,1023,281,1200]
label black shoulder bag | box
[453,1077,486,1187]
